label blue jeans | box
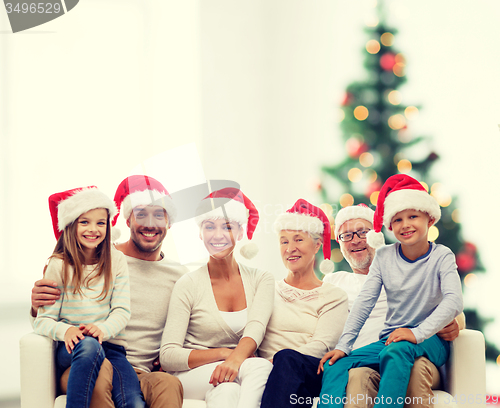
[318,335,450,408]
[261,349,322,408]
[57,337,145,408]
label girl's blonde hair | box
[44,209,112,301]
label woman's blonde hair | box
[44,210,112,301]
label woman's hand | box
[64,326,85,353]
[79,323,103,344]
[385,328,416,345]
[317,349,346,374]
[209,357,241,386]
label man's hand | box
[64,326,85,354]
[31,279,61,316]
[385,328,416,345]
[437,319,460,342]
[317,349,346,374]
[151,356,164,372]
[79,323,103,344]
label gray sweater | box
[336,242,463,355]
[160,263,275,372]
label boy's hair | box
[45,210,112,301]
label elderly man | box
[324,203,464,408]
[31,175,188,408]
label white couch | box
[20,329,486,408]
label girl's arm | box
[296,286,349,358]
[95,250,131,342]
[33,258,72,341]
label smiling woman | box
[258,199,348,408]
[160,188,275,408]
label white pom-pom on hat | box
[366,230,385,249]
[240,242,258,260]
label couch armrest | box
[20,332,58,408]
[446,329,486,408]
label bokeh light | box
[348,168,363,182]
[365,169,378,183]
[331,248,344,263]
[320,203,333,217]
[420,181,429,192]
[428,225,439,241]
[340,193,354,207]
[404,106,419,120]
[437,193,452,207]
[370,191,379,206]
[366,40,381,54]
[353,105,369,121]
[388,90,402,105]
[397,159,412,173]
[359,152,374,167]
[365,16,379,27]
[388,114,406,130]
[336,109,345,123]
[393,64,405,77]
[464,273,478,288]
[452,209,460,223]
[380,32,394,46]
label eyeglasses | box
[338,229,371,242]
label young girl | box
[34,186,145,408]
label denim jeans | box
[57,336,145,408]
[318,335,450,408]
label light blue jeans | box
[57,336,145,408]
[318,335,450,408]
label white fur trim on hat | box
[58,188,117,232]
[366,230,385,249]
[334,205,375,239]
[121,190,177,225]
[273,213,324,235]
[195,198,249,227]
[383,189,441,230]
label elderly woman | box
[160,188,274,408]
[259,199,349,408]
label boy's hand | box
[79,323,103,344]
[64,326,85,353]
[385,328,416,345]
[317,349,346,374]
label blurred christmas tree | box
[318,11,499,362]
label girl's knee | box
[74,336,103,357]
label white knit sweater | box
[160,263,275,372]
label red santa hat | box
[273,199,334,274]
[334,203,375,241]
[113,175,176,227]
[366,174,441,249]
[49,186,117,240]
[195,187,259,259]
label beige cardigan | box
[160,263,275,372]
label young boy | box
[317,174,463,408]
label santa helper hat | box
[334,203,375,241]
[49,186,118,240]
[113,175,177,227]
[195,187,259,260]
[366,174,441,249]
[273,199,334,274]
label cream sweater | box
[160,263,275,372]
[258,280,349,360]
